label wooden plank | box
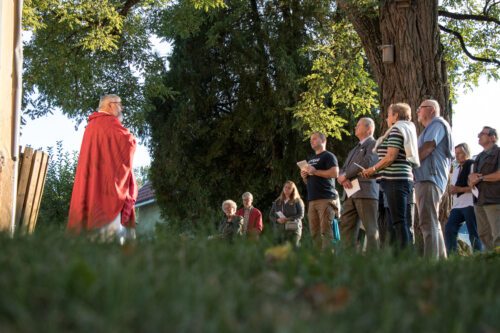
[14,147,33,231]
[19,149,43,234]
[28,151,49,233]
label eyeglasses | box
[417,105,433,111]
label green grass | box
[0,227,498,332]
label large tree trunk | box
[339,0,451,132]
[338,0,453,248]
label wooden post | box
[0,0,23,234]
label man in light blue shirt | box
[414,99,454,259]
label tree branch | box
[119,0,142,17]
[484,0,500,15]
[438,24,500,65]
[438,10,500,25]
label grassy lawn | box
[0,227,498,332]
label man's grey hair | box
[98,94,120,111]
[359,117,375,134]
[242,192,253,200]
[424,99,440,116]
[484,126,498,142]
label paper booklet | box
[471,186,479,198]
[353,162,365,171]
[276,211,286,219]
[296,160,309,171]
[345,178,361,198]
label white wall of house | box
[135,203,166,235]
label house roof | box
[136,181,156,205]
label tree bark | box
[339,0,451,132]
[338,0,453,241]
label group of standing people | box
[336,99,499,257]
[67,94,499,257]
[215,99,499,259]
[214,184,305,247]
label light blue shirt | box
[414,117,453,192]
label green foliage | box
[133,165,151,189]
[0,229,499,332]
[37,141,78,227]
[439,0,500,100]
[148,0,337,219]
[191,0,227,11]
[291,20,379,140]
[22,0,169,136]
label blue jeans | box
[445,206,483,252]
[380,179,413,250]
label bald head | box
[417,99,440,127]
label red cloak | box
[67,112,137,232]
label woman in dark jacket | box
[269,181,305,247]
[444,143,483,253]
[210,199,244,241]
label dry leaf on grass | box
[300,283,351,313]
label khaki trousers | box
[415,182,447,259]
[474,204,500,250]
[340,197,379,252]
[308,198,338,251]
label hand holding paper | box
[344,178,361,197]
[296,160,309,171]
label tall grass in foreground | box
[0,226,498,333]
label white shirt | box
[451,166,473,209]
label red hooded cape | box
[67,112,137,232]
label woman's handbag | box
[285,220,299,231]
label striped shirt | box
[376,127,413,181]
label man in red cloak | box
[67,94,137,240]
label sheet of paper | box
[345,178,361,198]
[296,160,309,171]
[276,211,286,219]
[471,186,479,198]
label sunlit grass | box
[0,226,498,332]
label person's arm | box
[269,202,277,224]
[309,166,339,179]
[418,122,446,162]
[449,185,472,194]
[300,169,308,184]
[419,140,436,161]
[234,216,244,236]
[470,170,500,185]
[361,147,398,177]
[254,210,263,233]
